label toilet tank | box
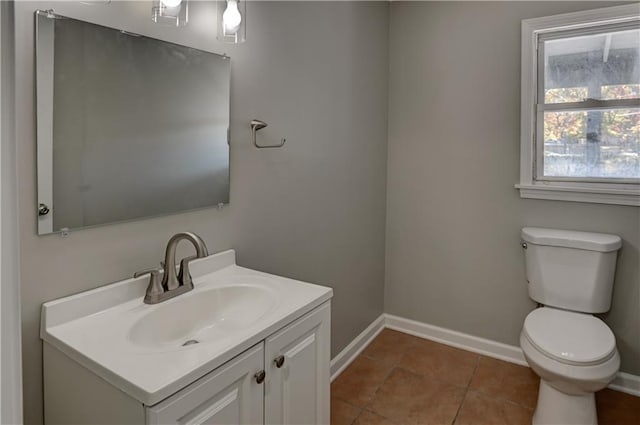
[521,227,622,313]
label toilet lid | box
[523,308,616,366]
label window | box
[518,5,640,206]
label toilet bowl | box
[520,307,620,425]
[519,227,622,425]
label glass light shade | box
[161,0,182,7]
[152,0,188,27]
[216,0,246,44]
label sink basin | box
[128,284,279,350]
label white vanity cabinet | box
[43,302,331,425]
[42,250,333,425]
[265,303,330,425]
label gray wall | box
[385,0,639,378]
[2,1,23,423]
[16,2,388,423]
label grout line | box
[332,395,364,410]
[360,332,419,415]
[348,406,363,425]
[361,407,398,424]
[331,396,363,425]
[469,386,537,411]
[356,331,416,423]
[348,412,359,425]
[451,354,481,425]
[364,362,400,411]
[363,337,416,400]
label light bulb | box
[161,0,182,8]
[223,0,242,35]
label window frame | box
[518,4,640,206]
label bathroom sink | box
[40,249,333,404]
[128,284,278,350]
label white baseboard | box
[610,372,640,397]
[330,314,385,381]
[385,314,528,366]
[331,313,640,397]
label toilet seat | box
[522,307,616,366]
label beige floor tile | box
[331,397,362,425]
[469,356,539,408]
[596,388,640,425]
[368,367,465,425]
[362,329,419,365]
[398,338,479,387]
[332,356,395,408]
[455,390,533,425]
[332,329,640,425]
[353,410,397,425]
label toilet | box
[519,227,622,425]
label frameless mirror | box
[35,11,230,235]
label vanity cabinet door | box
[146,343,265,425]
[264,302,331,425]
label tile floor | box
[331,329,640,425]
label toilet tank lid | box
[521,227,622,252]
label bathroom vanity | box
[40,250,333,424]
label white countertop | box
[40,250,333,405]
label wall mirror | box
[35,11,230,235]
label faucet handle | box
[178,255,198,289]
[142,270,165,304]
[134,265,162,279]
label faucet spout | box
[161,232,209,291]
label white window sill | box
[516,183,640,207]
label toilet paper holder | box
[251,119,286,149]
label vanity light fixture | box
[151,0,188,27]
[217,0,246,43]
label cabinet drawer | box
[147,343,265,425]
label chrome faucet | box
[135,232,209,304]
